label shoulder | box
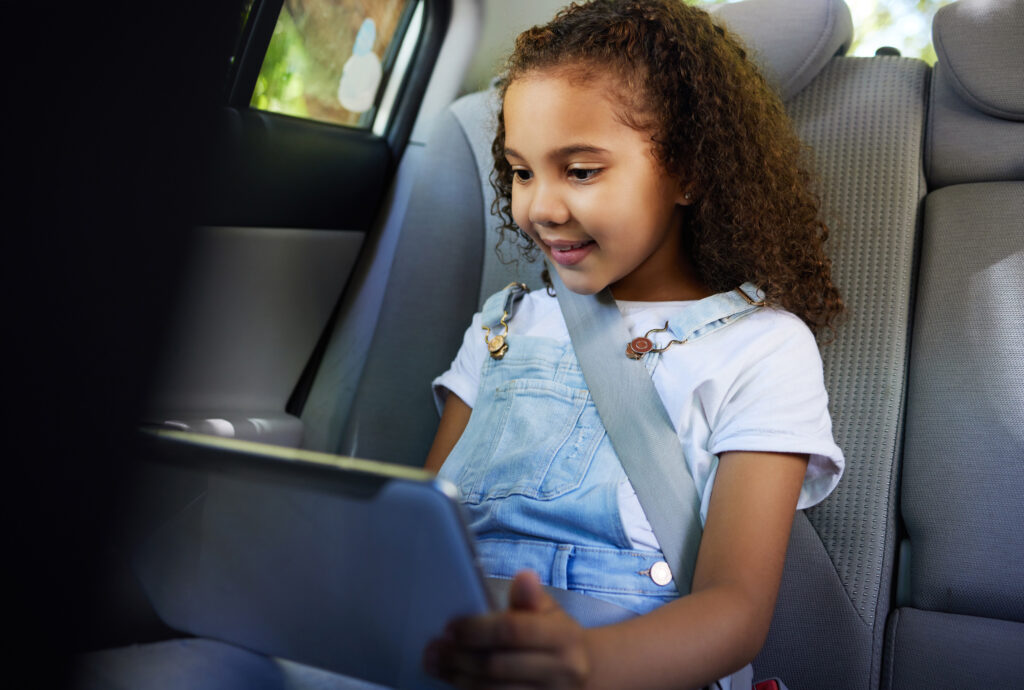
[688,305,826,405]
[715,306,820,363]
[480,284,557,316]
[741,305,814,339]
[520,287,558,311]
[508,287,562,330]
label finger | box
[444,649,587,688]
[422,638,443,677]
[508,569,556,613]
[448,673,535,690]
[445,648,570,680]
[448,610,579,650]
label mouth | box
[544,238,596,266]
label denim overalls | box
[438,283,764,615]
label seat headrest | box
[710,0,853,101]
[933,0,1024,122]
[926,0,1024,187]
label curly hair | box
[490,0,844,336]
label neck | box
[610,248,710,302]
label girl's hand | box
[425,570,592,689]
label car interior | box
[38,0,1022,688]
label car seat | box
[305,0,930,687]
[881,1,1024,687]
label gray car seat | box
[307,0,929,688]
[881,1,1024,687]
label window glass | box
[845,0,952,63]
[251,0,416,128]
[701,0,953,64]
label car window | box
[250,0,421,130]
[845,0,953,62]
[704,0,953,63]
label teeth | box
[556,241,590,251]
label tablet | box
[131,429,493,689]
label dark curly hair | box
[490,0,844,336]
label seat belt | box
[550,269,768,689]
[548,269,704,594]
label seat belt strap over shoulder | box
[549,268,763,596]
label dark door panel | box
[204,108,391,232]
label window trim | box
[384,0,450,156]
[224,0,451,159]
[228,0,285,109]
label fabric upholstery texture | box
[751,56,929,690]
[324,107,486,464]
[883,3,1024,687]
[926,63,1024,189]
[901,184,1024,621]
[933,0,1024,120]
[711,0,853,100]
[449,92,547,305]
[882,608,1024,689]
[926,0,1024,189]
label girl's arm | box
[428,449,808,690]
[424,393,472,472]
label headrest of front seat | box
[933,0,1024,122]
[709,0,853,101]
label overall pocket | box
[453,378,605,504]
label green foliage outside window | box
[249,0,409,128]
[251,9,310,119]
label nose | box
[528,181,570,227]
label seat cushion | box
[883,608,1024,689]
[901,184,1024,620]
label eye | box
[512,168,533,183]
[568,167,601,182]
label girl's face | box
[503,70,703,300]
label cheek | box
[510,190,532,234]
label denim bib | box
[438,283,764,614]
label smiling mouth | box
[545,239,596,266]
[549,239,595,252]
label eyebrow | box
[504,144,610,160]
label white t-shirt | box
[433,290,844,551]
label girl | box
[424,1,844,687]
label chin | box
[553,270,606,296]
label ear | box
[677,179,698,206]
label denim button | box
[650,561,672,586]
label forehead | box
[503,71,651,154]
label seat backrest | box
[882,1,1024,687]
[304,1,931,687]
[726,5,929,689]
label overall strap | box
[480,282,529,360]
[550,269,763,595]
[480,282,530,328]
[664,282,765,343]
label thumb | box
[508,569,556,612]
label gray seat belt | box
[549,269,703,595]
[528,270,761,688]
